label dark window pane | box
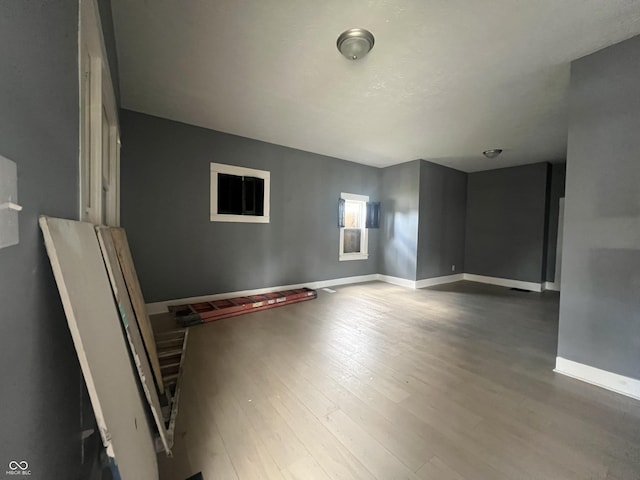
[243,177,264,216]
[343,229,361,253]
[218,173,243,214]
[254,178,264,216]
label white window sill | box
[339,253,369,262]
[210,214,270,223]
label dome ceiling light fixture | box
[337,28,375,60]
[482,149,503,159]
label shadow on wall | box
[382,198,419,278]
[383,199,396,240]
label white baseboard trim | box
[543,281,560,291]
[146,272,548,315]
[462,273,543,292]
[377,275,417,289]
[554,357,640,401]
[415,274,465,289]
[374,273,467,290]
[146,274,379,315]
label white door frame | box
[79,0,120,226]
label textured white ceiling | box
[111,1,640,171]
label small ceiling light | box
[482,149,503,159]
[337,28,375,60]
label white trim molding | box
[339,192,369,262]
[462,273,543,292]
[147,272,554,316]
[543,281,560,291]
[313,274,379,290]
[416,274,464,289]
[378,275,417,289]
[79,0,120,226]
[210,162,270,223]
[555,357,640,401]
[382,273,539,291]
[147,273,469,314]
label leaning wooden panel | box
[39,216,158,480]
[110,227,164,393]
[96,227,172,456]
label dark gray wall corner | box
[379,161,421,281]
[545,163,566,281]
[464,162,550,283]
[120,110,381,302]
[416,160,467,281]
[558,34,640,379]
[97,0,121,105]
[0,2,101,478]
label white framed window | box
[210,163,270,223]
[79,0,120,226]
[339,192,369,261]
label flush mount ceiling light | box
[482,149,503,159]
[337,28,375,60]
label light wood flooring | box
[155,281,640,480]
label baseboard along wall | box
[147,272,550,314]
[555,357,640,401]
[544,281,560,291]
[463,273,543,292]
[146,274,379,315]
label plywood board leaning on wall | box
[96,226,172,456]
[110,227,165,394]
[39,216,158,480]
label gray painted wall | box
[120,112,558,293]
[545,163,566,282]
[558,35,640,379]
[464,163,550,283]
[416,160,467,280]
[120,110,381,302]
[379,161,421,281]
[0,2,101,477]
[97,0,120,105]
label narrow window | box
[339,193,369,261]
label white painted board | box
[96,226,172,455]
[110,227,165,394]
[39,216,158,480]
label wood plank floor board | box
[298,357,507,480]
[263,351,341,421]
[324,408,421,480]
[207,387,285,480]
[307,342,411,404]
[281,456,332,480]
[179,370,238,480]
[263,370,378,480]
[464,418,587,480]
[438,381,609,479]
[230,335,423,479]
[415,456,465,480]
[156,281,640,480]
[226,362,313,472]
[282,348,431,472]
